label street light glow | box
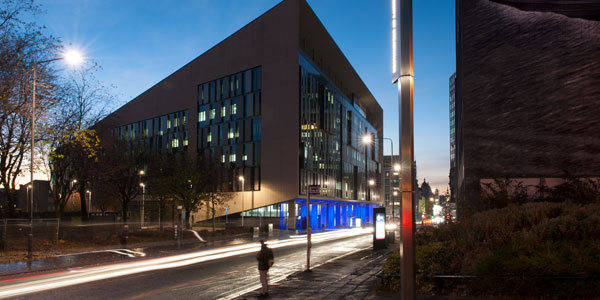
[63,49,84,67]
[369,179,375,186]
[238,176,244,181]
[362,134,372,144]
[394,164,401,171]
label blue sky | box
[37,0,455,191]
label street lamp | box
[86,190,92,218]
[239,176,244,227]
[140,183,145,228]
[362,134,397,221]
[28,48,84,259]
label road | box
[0,229,373,300]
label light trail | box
[0,228,372,299]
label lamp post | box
[362,135,396,214]
[392,0,416,298]
[28,49,83,259]
[86,190,92,219]
[239,176,244,227]
[140,181,145,229]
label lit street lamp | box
[28,48,83,259]
[362,134,397,221]
[239,176,244,227]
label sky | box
[35,0,456,192]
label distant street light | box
[239,176,245,227]
[29,48,84,259]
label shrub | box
[380,202,600,299]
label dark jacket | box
[256,245,274,271]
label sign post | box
[306,185,320,271]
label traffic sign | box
[308,185,320,194]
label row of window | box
[198,92,261,125]
[198,67,261,104]
[112,110,189,152]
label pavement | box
[232,244,488,300]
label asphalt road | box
[1,231,373,300]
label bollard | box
[253,227,259,239]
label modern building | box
[455,0,600,217]
[382,155,400,222]
[448,73,457,204]
[95,0,384,230]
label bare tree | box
[97,139,144,224]
[0,0,60,216]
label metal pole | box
[141,185,145,228]
[398,0,415,299]
[241,179,244,227]
[28,67,36,260]
[306,194,311,271]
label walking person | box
[119,224,129,249]
[256,240,274,297]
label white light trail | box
[0,228,371,298]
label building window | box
[232,103,237,115]
[199,111,206,122]
[210,109,215,120]
[221,106,226,117]
[207,132,212,143]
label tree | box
[167,154,206,229]
[42,65,115,221]
[48,129,100,217]
[145,153,175,230]
[0,0,60,216]
[199,160,233,232]
[97,139,144,224]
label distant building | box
[455,0,600,217]
[95,0,383,230]
[383,155,400,221]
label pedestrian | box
[119,224,129,249]
[256,239,274,297]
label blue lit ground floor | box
[241,199,380,231]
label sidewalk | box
[232,245,489,300]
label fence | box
[1,218,60,252]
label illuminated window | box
[230,154,236,162]
[207,132,212,143]
[243,155,248,161]
[221,106,226,117]
[199,111,206,122]
[210,109,215,120]
[167,119,171,129]
[232,103,237,115]
[172,138,179,148]
[228,128,234,139]
[221,155,225,163]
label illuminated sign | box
[375,212,385,240]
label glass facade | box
[112,110,188,153]
[299,53,380,201]
[197,67,262,192]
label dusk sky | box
[36,0,455,192]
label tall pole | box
[28,67,36,260]
[141,185,145,228]
[306,193,311,271]
[397,0,416,299]
[241,178,245,227]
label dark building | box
[455,0,600,217]
[95,0,383,230]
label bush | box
[379,202,600,299]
